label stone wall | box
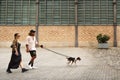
[0,25,118,47]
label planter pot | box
[98,43,109,49]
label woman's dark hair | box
[14,33,19,39]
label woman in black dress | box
[6,33,28,73]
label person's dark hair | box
[29,30,36,36]
[14,33,19,39]
[29,32,31,36]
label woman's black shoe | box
[22,68,28,73]
[6,69,12,73]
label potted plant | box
[96,34,110,49]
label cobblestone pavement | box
[0,47,120,80]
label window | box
[0,0,7,25]
[78,0,113,25]
[0,0,36,25]
[39,0,75,25]
[117,0,120,25]
[0,0,117,26]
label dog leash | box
[40,45,70,58]
[39,45,81,65]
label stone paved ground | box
[0,47,120,80]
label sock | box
[7,67,10,71]
[31,62,33,67]
[28,61,32,65]
[7,64,11,71]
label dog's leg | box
[67,61,71,65]
[74,59,77,64]
[70,61,74,65]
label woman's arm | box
[12,40,18,56]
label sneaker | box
[32,66,38,69]
[6,69,12,73]
[22,68,28,73]
[28,65,32,69]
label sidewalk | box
[0,47,120,80]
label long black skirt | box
[8,51,21,69]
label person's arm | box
[35,37,39,47]
[26,37,30,53]
[12,40,18,56]
[26,44,29,53]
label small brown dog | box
[67,57,81,65]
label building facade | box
[0,0,120,47]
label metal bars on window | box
[0,0,117,26]
[39,0,75,25]
[117,0,120,25]
[78,0,113,25]
[0,0,36,25]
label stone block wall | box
[0,25,117,47]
